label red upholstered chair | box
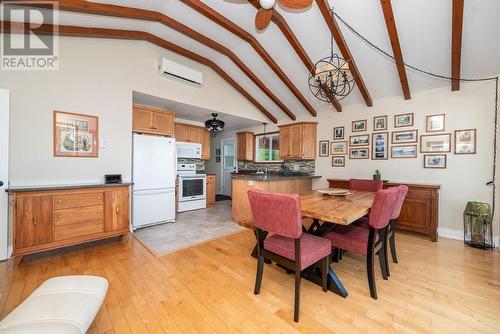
[247,189,331,322]
[349,178,384,192]
[324,187,399,299]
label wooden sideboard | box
[9,184,130,259]
[327,179,440,241]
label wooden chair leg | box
[367,249,377,299]
[333,248,340,263]
[254,255,264,295]
[294,269,301,322]
[339,249,344,261]
[321,256,328,292]
[379,244,389,280]
[389,232,398,263]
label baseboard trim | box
[438,227,499,248]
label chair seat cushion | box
[325,226,373,255]
[264,233,331,270]
[0,275,108,334]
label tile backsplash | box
[238,160,315,175]
[178,158,205,173]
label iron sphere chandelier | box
[205,113,225,136]
[308,53,355,102]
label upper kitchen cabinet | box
[175,122,211,160]
[278,122,317,160]
[237,131,254,161]
[132,105,174,137]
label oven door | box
[178,176,206,202]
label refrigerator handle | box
[134,188,175,196]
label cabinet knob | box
[97,210,102,213]
[32,217,36,225]
[57,215,62,218]
[97,196,101,200]
[115,207,119,214]
[58,200,62,203]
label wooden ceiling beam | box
[315,0,373,107]
[0,20,278,124]
[451,0,464,91]
[43,0,296,120]
[248,0,342,112]
[180,0,318,117]
[380,0,411,100]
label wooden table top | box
[300,189,375,225]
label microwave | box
[176,142,202,159]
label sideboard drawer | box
[55,205,104,226]
[54,192,104,209]
[55,220,104,241]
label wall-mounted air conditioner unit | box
[159,57,203,86]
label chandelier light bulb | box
[259,0,276,10]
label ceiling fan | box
[255,0,312,30]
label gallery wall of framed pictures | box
[319,112,477,170]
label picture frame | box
[391,145,417,158]
[350,134,370,147]
[454,129,476,154]
[53,111,98,158]
[352,120,367,132]
[394,113,414,128]
[330,141,348,155]
[420,133,451,153]
[392,129,418,144]
[319,140,329,157]
[372,132,389,160]
[373,115,388,131]
[216,148,221,155]
[333,126,345,140]
[426,114,445,132]
[349,147,369,159]
[216,156,221,163]
[332,155,345,167]
[424,154,447,169]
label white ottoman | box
[0,275,108,334]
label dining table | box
[251,189,376,298]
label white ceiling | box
[47,1,500,120]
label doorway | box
[221,138,237,197]
[0,89,9,260]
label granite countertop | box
[6,182,133,193]
[231,173,321,181]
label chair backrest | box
[391,185,409,220]
[247,189,302,239]
[349,178,383,192]
[368,187,399,229]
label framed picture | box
[216,156,221,163]
[332,156,345,167]
[333,126,345,140]
[352,120,367,132]
[372,132,388,160]
[394,113,414,128]
[330,141,348,155]
[373,115,388,131]
[350,134,370,147]
[420,133,451,153]
[424,154,447,169]
[216,148,221,155]
[349,147,369,159]
[391,145,417,158]
[426,114,445,132]
[455,129,476,154]
[319,140,329,157]
[392,130,418,144]
[53,111,98,157]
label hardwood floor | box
[1,230,499,333]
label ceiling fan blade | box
[278,0,312,10]
[255,8,273,30]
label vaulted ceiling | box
[7,0,500,122]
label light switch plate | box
[99,139,107,149]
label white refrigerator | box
[132,134,176,230]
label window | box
[255,133,281,162]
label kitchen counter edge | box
[6,182,133,193]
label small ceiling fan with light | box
[255,0,312,30]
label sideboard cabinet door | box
[105,189,130,232]
[15,195,54,249]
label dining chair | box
[349,178,384,192]
[247,189,331,322]
[324,187,399,299]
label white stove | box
[177,164,206,212]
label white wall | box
[0,37,266,186]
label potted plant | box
[373,169,381,181]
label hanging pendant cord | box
[331,8,499,216]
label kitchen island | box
[231,173,321,228]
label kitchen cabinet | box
[175,123,211,160]
[237,131,254,161]
[278,122,317,160]
[202,130,211,160]
[133,105,174,136]
[206,175,216,206]
[11,185,130,259]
